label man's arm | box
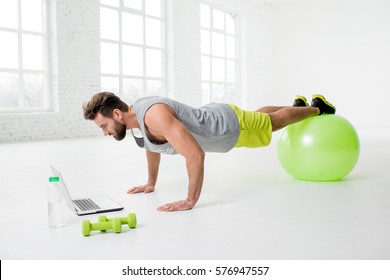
[145,104,205,212]
[127,150,161,194]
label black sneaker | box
[293,95,309,107]
[311,94,336,114]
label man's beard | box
[113,120,127,141]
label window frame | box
[200,2,240,105]
[0,0,50,114]
[100,0,167,103]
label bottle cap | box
[49,177,60,182]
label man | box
[83,92,335,212]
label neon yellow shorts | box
[229,104,272,148]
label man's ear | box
[113,108,122,120]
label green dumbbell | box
[82,217,122,236]
[98,213,137,229]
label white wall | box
[271,0,390,131]
[0,0,271,142]
[166,0,202,106]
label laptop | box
[50,165,124,216]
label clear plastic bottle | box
[48,176,64,228]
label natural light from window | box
[0,0,48,113]
[100,0,165,105]
[200,3,239,104]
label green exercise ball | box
[277,115,360,181]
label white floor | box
[0,129,389,260]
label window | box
[100,0,165,104]
[0,0,48,113]
[200,3,239,104]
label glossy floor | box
[0,130,389,259]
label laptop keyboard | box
[73,198,101,211]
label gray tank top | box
[132,96,240,155]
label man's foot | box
[293,95,309,107]
[311,94,336,114]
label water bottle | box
[48,176,64,228]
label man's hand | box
[157,199,193,212]
[127,184,155,194]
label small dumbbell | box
[82,217,122,236]
[98,213,137,229]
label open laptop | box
[50,165,124,216]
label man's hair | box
[82,92,129,120]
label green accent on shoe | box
[293,95,309,107]
[311,94,336,114]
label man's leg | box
[255,106,285,113]
[267,106,319,131]
[255,95,335,132]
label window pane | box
[201,56,210,81]
[226,13,235,35]
[22,35,44,70]
[145,49,161,77]
[146,79,162,96]
[101,42,119,74]
[213,9,224,30]
[122,45,143,76]
[200,4,210,28]
[0,31,18,69]
[0,73,19,108]
[124,0,142,10]
[101,0,119,7]
[226,84,236,102]
[212,57,225,82]
[226,35,235,59]
[145,0,161,17]
[202,82,210,104]
[100,0,165,101]
[122,12,143,44]
[226,60,235,83]
[212,32,225,57]
[101,76,119,93]
[123,78,143,103]
[0,0,48,111]
[211,83,224,102]
[22,74,45,107]
[0,0,18,29]
[200,4,238,105]
[200,30,210,55]
[100,7,119,40]
[21,0,43,32]
[145,18,161,48]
